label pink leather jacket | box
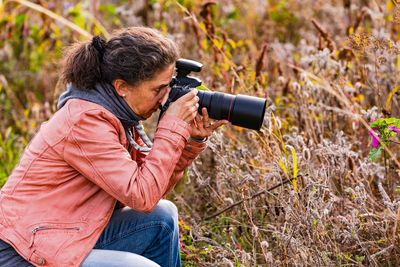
[0,99,206,266]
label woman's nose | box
[160,87,171,105]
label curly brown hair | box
[61,26,179,90]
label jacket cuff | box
[183,137,207,154]
[157,114,191,142]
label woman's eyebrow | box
[155,83,170,89]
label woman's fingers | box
[207,120,229,131]
[190,106,228,140]
[165,89,199,123]
[200,108,210,128]
[177,89,198,104]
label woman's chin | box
[142,109,158,119]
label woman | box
[0,27,227,266]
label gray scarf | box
[57,83,153,152]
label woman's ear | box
[113,79,128,97]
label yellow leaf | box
[202,38,208,50]
[387,0,394,12]
[228,39,236,49]
[278,158,288,176]
[386,85,400,111]
[94,26,102,35]
[233,126,244,132]
[250,72,256,82]
[160,23,168,34]
[293,178,298,193]
[397,54,400,74]
[199,22,207,33]
[213,38,223,49]
[275,96,282,106]
[353,94,365,103]
[348,27,354,35]
[291,147,297,178]
[334,50,339,57]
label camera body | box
[159,59,266,131]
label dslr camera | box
[159,59,266,131]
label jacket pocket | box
[28,222,86,257]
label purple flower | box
[388,125,400,133]
[369,127,380,148]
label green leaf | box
[99,4,116,15]
[368,146,382,162]
[196,83,209,91]
[15,14,26,25]
[227,8,239,20]
[370,119,382,128]
[384,118,398,124]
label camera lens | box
[197,91,266,131]
[171,87,266,130]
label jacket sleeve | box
[132,124,207,196]
[64,110,191,213]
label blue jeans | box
[81,200,181,267]
[0,200,181,267]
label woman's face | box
[117,64,174,119]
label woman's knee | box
[153,200,178,232]
[81,249,160,267]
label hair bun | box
[91,35,106,57]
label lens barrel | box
[198,91,266,131]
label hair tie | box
[91,35,106,58]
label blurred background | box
[1,0,400,265]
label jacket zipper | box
[29,226,84,247]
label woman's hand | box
[190,107,228,140]
[165,89,200,124]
